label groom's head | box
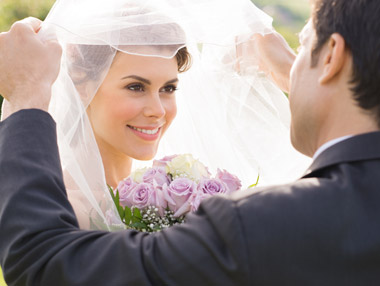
[289,0,380,157]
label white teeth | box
[130,126,159,135]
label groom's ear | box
[318,33,347,84]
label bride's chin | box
[135,156,155,161]
[131,151,157,161]
[124,141,161,161]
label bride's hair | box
[67,45,191,85]
[66,6,192,86]
[176,47,192,73]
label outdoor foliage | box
[0,0,309,45]
[255,0,310,49]
[0,0,54,32]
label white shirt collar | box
[313,135,353,160]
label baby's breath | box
[128,206,185,233]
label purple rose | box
[163,177,196,217]
[152,155,177,170]
[198,178,228,196]
[116,177,137,207]
[125,183,167,216]
[128,183,156,209]
[105,209,122,225]
[189,191,211,212]
[149,188,167,216]
[216,169,242,193]
[142,167,170,188]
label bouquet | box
[109,154,245,232]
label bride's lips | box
[127,125,163,141]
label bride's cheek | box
[167,98,177,121]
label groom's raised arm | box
[0,110,248,285]
[0,18,249,285]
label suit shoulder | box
[226,176,343,217]
[200,177,334,215]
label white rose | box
[130,167,148,183]
[166,154,210,182]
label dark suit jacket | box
[1,109,380,286]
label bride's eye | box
[160,85,178,93]
[126,83,144,92]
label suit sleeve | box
[0,110,250,286]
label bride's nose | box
[144,92,165,118]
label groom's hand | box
[0,17,62,116]
[237,31,295,93]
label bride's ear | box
[318,33,346,84]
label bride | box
[36,0,310,230]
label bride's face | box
[88,52,178,160]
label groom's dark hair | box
[311,0,380,126]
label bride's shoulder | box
[66,188,91,229]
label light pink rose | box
[163,177,197,217]
[142,167,170,188]
[149,188,167,216]
[152,155,177,170]
[216,169,242,193]
[125,183,167,216]
[127,183,156,209]
[105,209,122,225]
[189,191,211,212]
[198,178,228,196]
[116,177,137,207]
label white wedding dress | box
[39,0,311,230]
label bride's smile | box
[127,124,164,141]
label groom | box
[2,0,380,284]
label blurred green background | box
[255,0,310,48]
[0,0,54,30]
[0,0,310,45]
[0,0,309,116]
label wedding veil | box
[39,0,311,230]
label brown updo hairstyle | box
[175,46,192,73]
[67,28,192,85]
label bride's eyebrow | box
[165,78,179,85]
[121,75,151,84]
[121,75,179,85]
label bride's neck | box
[93,133,133,188]
[95,139,133,189]
[102,153,133,189]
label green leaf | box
[108,185,116,201]
[248,174,260,188]
[111,190,125,220]
[133,207,142,219]
[124,207,132,224]
[126,207,143,224]
[115,190,120,206]
[108,186,127,221]
[130,222,147,231]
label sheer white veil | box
[39,0,311,230]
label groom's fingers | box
[0,16,62,112]
[242,31,295,93]
[11,17,42,34]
